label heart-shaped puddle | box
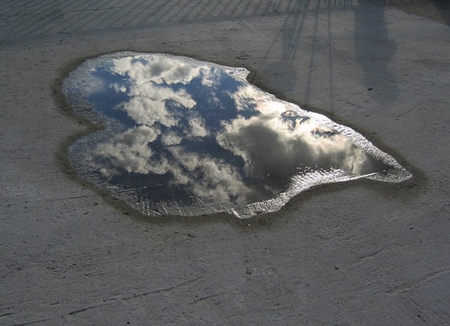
[63,52,411,218]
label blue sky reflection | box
[63,52,411,218]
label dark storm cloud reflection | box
[63,52,411,218]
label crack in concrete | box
[66,276,203,316]
[359,248,385,260]
[15,317,53,326]
[190,294,218,304]
[122,276,203,301]
[0,312,16,318]
[387,269,450,295]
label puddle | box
[63,52,411,218]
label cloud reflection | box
[63,52,411,218]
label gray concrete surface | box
[1,0,449,325]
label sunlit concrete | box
[1,1,449,325]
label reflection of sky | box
[64,53,410,217]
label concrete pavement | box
[1,1,449,325]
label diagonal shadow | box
[254,0,311,95]
[354,1,398,106]
[254,0,352,112]
[430,0,450,26]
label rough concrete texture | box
[1,0,449,325]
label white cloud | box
[96,125,168,176]
[129,82,195,109]
[112,83,127,93]
[110,56,199,128]
[120,96,177,128]
[168,146,254,203]
[188,116,208,138]
[217,108,374,177]
[161,130,183,146]
[82,74,107,97]
[112,55,209,85]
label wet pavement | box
[63,52,409,218]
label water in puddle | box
[63,52,411,218]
